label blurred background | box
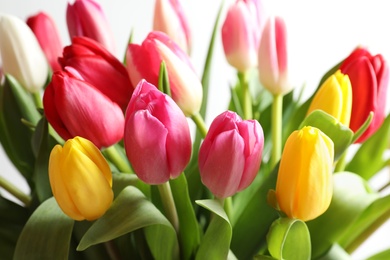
[1,0,390,259]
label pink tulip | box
[26,12,63,72]
[126,31,202,116]
[199,110,264,198]
[153,0,192,54]
[43,68,124,149]
[221,0,265,72]
[340,47,389,142]
[59,37,133,111]
[124,80,192,184]
[66,0,115,54]
[258,16,291,95]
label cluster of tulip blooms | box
[0,0,390,259]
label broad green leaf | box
[316,243,351,260]
[14,197,74,260]
[299,110,354,159]
[267,218,311,260]
[112,172,150,198]
[367,248,390,260]
[158,60,171,96]
[78,186,178,260]
[195,199,232,260]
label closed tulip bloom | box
[126,31,202,117]
[307,70,352,126]
[26,12,63,72]
[43,69,124,149]
[67,0,116,54]
[276,126,334,221]
[258,16,291,95]
[59,37,133,111]
[340,47,389,142]
[49,136,113,221]
[153,0,192,54]
[124,80,191,184]
[0,14,49,93]
[199,111,264,198]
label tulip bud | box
[26,12,63,72]
[49,136,113,221]
[153,0,192,54]
[66,0,116,54]
[199,110,264,198]
[276,126,334,221]
[307,70,352,126]
[258,16,291,95]
[126,31,202,116]
[43,69,124,149]
[124,80,192,184]
[59,37,133,111]
[340,47,389,142]
[0,14,49,93]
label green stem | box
[238,72,252,120]
[191,112,208,138]
[103,145,132,173]
[334,150,348,172]
[158,182,179,233]
[0,175,31,206]
[32,91,43,109]
[224,197,232,220]
[270,94,283,169]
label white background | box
[1,0,390,259]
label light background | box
[1,0,390,259]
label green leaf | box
[14,197,74,260]
[112,172,151,198]
[195,199,232,260]
[316,243,351,260]
[299,110,354,159]
[267,218,311,260]
[78,186,178,260]
[158,60,171,96]
[367,248,390,260]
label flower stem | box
[32,91,43,109]
[224,197,232,220]
[334,150,347,172]
[158,182,179,233]
[103,145,132,173]
[191,112,208,138]
[270,94,283,169]
[238,71,252,120]
[0,175,31,206]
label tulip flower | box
[258,16,291,95]
[126,31,203,116]
[221,0,265,72]
[0,14,49,93]
[26,12,63,72]
[340,47,389,142]
[66,0,116,54]
[59,37,133,111]
[49,136,113,221]
[43,68,124,149]
[153,0,192,54]
[198,110,264,198]
[124,80,192,184]
[276,126,334,221]
[307,70,352,126]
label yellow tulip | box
[49,136,113,221]
[275,126,334,221]
[307,70,352,126]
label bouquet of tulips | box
[1,0,390,259]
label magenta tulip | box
[124,80,192,184]
[59,37,133,111]
[340,47,389,142]
[66,0,115,54]
[26,12,63,72]
[43,68,124,149]
[199,110,264,198]
[126,31,202,117]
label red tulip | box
[340,47,389,142]
[59,37,133,111]
[199,110,264,198]
[43,68,124,149]
[26,12,63,72]
[124,80,191,184]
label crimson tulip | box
[59,37,133,111]
[198,110,264,198]
[340,47,389,142]
[43,68,124,149]
[124,80,191,184]
[26,12,63,72]
[126,31,202,117]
